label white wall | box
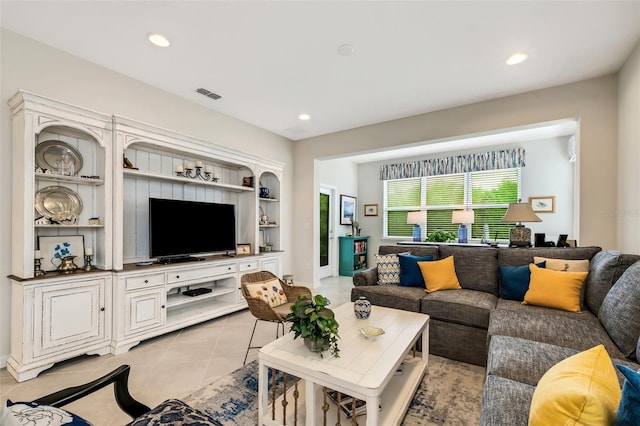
[618,40,640,254]
[0,30,294,367]
[293,75,620,286]
[355,136,575,264]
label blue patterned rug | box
[183,355,484,425]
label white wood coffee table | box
[258,302,429,425]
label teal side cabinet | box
[338,236,369,277]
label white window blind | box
[384,168,520,240]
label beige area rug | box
[402,355,485,425]
[184,355,485,425]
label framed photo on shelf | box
[340,195,357,225]
[236,243,252,255]
[38,235,85,271]
[529,196,556,213]
[364,204,379,216]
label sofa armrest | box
[353,267,378,286]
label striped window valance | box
[380,148,525,180]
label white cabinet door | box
[125,288,166,336]
[260,256,281,277]
[34,278,108,357]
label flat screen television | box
[149,198,236,262]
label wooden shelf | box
[35,224,104,229]
[259,197,279,202]
[166,286,236,309]
[35,174,104,185]
[123,168,254,193]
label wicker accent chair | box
[240,271,311,364]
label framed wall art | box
[236,243,252,255]
[529,196,556,213]
[38,235,85,271]
[364,204,379,216]
[340,194,357,225]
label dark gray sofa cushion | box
[584,250,621,314]
[350,285,425,312]
[488,302,626,359]
[497,246,601,267]
[480,375,534,426]
[599,260,640,359]
[487,335,639,388]
[380,245,439,258]
[487,336,579,387]
[614,253,640,284]
[438,246,499,295]
[421,289,497,329]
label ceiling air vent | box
[196,88,222,100]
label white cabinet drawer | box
[238,260,259,272]
[167,264,236,284]
[125,273,165,291]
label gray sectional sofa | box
[351,244,640,424]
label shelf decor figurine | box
[285,293,340,358]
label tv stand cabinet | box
[111,254,273,355]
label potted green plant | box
[426,229,457,242]
[285,293,340,358]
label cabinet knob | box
[144,279,149,284]
[161,305,165,309]
[100,307,105,312]
[176,275,180,279]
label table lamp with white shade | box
[452,210,475,244]
[501,200,542,247]
[407,211,426,242]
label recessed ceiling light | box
[506,52,527,65]
[337,44,355,57]
[298,114,311,121]
[148,33,170,47]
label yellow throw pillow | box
[533,256,589,272]
[523,264,588,312]
[529,345,621,426]
[245,278,288,308]
[418,256,461,293]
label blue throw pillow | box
[398,254,434,287]
[615,365,640,426]
[499,261,545,301]
[1,400,91,425]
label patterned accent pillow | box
[1,400,91,426]
[129,399,222,426]
[246,278,288,307]
[375,253,403,285]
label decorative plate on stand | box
[35,186,83,224]
[35,140,83,175]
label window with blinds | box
[384,168,520,240]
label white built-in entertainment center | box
[7,91,283,382]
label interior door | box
[319,186,334,278]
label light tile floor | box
[0,275,353,425]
